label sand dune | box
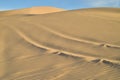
[0,7,120,80]
[0,6,64,16]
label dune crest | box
[0,6,65,16]
[29,6,65,14]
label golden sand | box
[0,7,120,80]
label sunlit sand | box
[0,7,120,80]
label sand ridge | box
[0,6,65,16]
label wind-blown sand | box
[0,7,120,80]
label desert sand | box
[0,7,120,80]
[0,6,64,16]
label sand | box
[0,6,64,16]
[0,7,120,80]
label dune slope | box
[0,8,120,80]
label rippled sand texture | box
[0,7,120,80]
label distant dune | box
[0,7,120,80]
[0,6,64,16]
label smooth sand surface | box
[0,7,120,80]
